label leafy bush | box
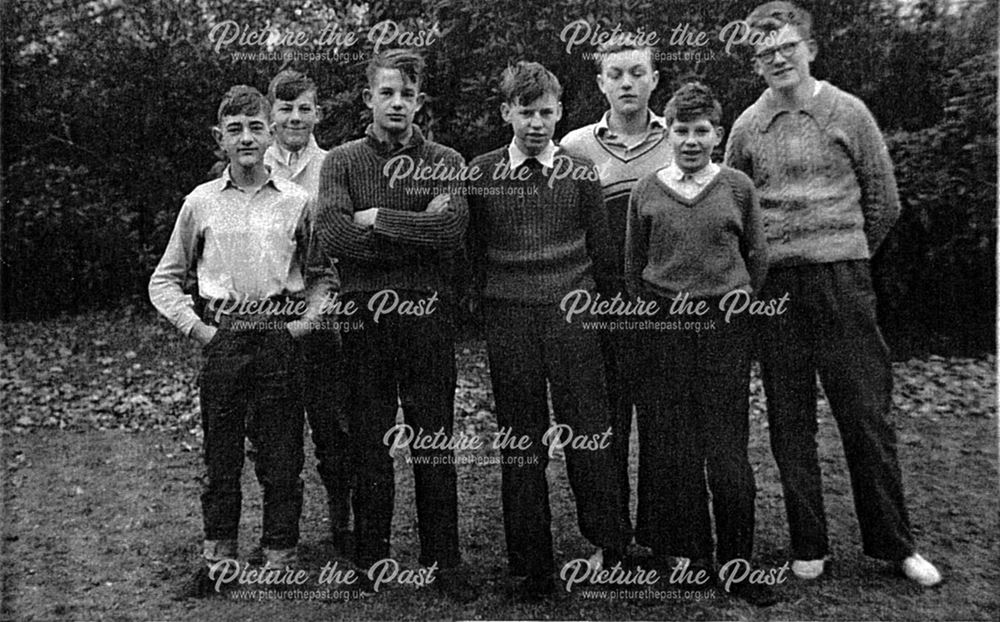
[1,0,995,351]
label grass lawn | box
[1,312,997,621]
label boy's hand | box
[353,208,379,227]
[426,193,451,213]
[192,322,218,347]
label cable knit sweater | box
[724,80,900,268]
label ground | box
[1,312,997,621]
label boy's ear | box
[805,38,818,62]
[415,91,426,112]
[500,102,512,123]
[362,88,373,109]
[650,69,660,90]
[715,125,725,143]
[211,125,223,146]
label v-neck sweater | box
[625,165,767,299]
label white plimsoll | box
[587,548,605,573]
[902,553,943,587]
[791,557,827,580]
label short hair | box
[268,69,317,103]
[366,48,425,89]
[217,85,270,124]
[662,82,723,126]
[746,1,813,40]
[593,42,656,73]
[500,61,562,105]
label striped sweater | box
[467,147,614,304]
[560,113,673,287]
[724,81,900,267]
[312,125,468,295]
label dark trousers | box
[637,297,756,564]
[342,291,460,569]
[485,300,625,577]
[300,330,352,532]
[600,330,641,539]
[758,260,913,561]
[198,327,305,550]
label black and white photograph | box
[1,0,997,619]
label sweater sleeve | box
[313,148,391,265]
[844,98,901,254]
[465,162,489,304]
[371,149,469,254]
[580,166,615,295]
[734,172,768,294]
[724,112,754,180]
[299,198,340,326]
[624,180,650,299]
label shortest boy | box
[149,85,335,598]
[467,61,625,601]
[625,83,773,606]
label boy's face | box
[213,112,272,169]
[271,90,319,152]
[597,49,658,117]
[753,24,816,92]
[668,117,722,174]
[363,68,424,139]
[500,92,562,157]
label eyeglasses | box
[753,40,803,64]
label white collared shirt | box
[264,135,328,198]
[657,161,720,200]
[595,109,668,156]
[507,139,557,171]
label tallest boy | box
[725,1,941,587]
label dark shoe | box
[517,574,554,602]
[727,581,779,607]
[174,565,219,600]
[435,566,479,603]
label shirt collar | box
[663,161,719,185]
[217,165,282,193]
[364,124,425,156]
[755,79,831,132]
[507,139,557,171]
[595,109,666,139]
[272,134,322,167]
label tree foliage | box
[2,0,996,348]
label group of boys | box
[149,0,942,609]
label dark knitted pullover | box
[312,125,468,296]
[467,146,614,305]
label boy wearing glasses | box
[725,1,942,587]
